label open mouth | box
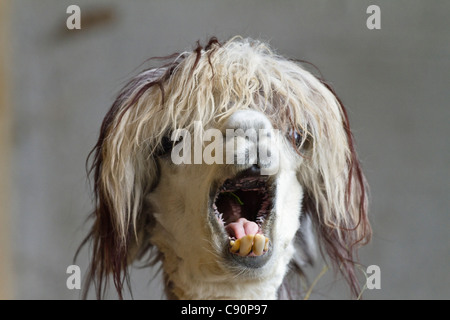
[212,173,274,257]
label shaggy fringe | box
[79,36,371,299]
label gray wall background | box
[8,0,449,299]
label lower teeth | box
[229,234,269,256]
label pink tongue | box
[225,218,260,240]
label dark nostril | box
[238,164,261,178]
[249,164,261,175]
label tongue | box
[225,218,260,240]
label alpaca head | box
[82,37,371,299]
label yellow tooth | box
[253,234,265,256]
[239,235,254,256]
[264,237,269,252]
[230,239,240,253]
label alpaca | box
[81,36,371,300]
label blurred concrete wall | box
[0,0,13,300]
[7,0,450,299]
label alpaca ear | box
[83,67,170,299]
